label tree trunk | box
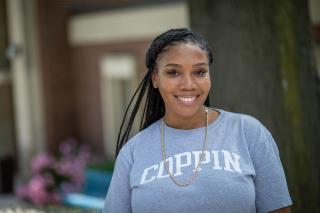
[189,0,320,212]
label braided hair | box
[116,28,213,157]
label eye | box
[166,69,179,76]
[194,69,208,77]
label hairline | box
[153,40,211,72]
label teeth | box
[177,96,196,102]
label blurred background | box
[0,0,319,212]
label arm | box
[242,116,292,213]
[251,130,292,213]
[102,146,133,213]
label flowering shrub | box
[16,138,90,205]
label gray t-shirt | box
[103,109,292,213]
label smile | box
[175,95,198,103]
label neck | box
[164,106,207,130]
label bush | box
[16,138,91,206]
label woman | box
[103,28,292,213]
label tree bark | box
[189,0,320,212]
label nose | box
[179,74,196,90]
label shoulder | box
[217,108,265,129]
[217,108,271,144]
[119,119,161,155]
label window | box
[100,54,138,159]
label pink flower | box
[16,138,91,205]
[56,160,85,188]
[29,176,49,204]
[17,175,61,205]
[78,145,91,163]
[31,153,54,174]
[59,138,77,157]
[19,175,50,205]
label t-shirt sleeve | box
[102,145,133,213]
[243,116,292,213]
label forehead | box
[156,43,208,67]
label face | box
[152,42,211,120]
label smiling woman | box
[102,28,292,213]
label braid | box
[116,28,213,157]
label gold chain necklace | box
[161,106,209,187]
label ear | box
[151,70,158,88]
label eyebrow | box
[193,63,209,67]
[164,63,181,68]
[164,63,209,68]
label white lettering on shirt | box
[221,149,242,173]
[140,164,159,185]
[139,150,242,185]
[212,150,223,170]
[174,152,191,176]
[157,157,173,179]
[192,151,210,172]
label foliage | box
[87,160,114,172]
[16,138,90,206]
